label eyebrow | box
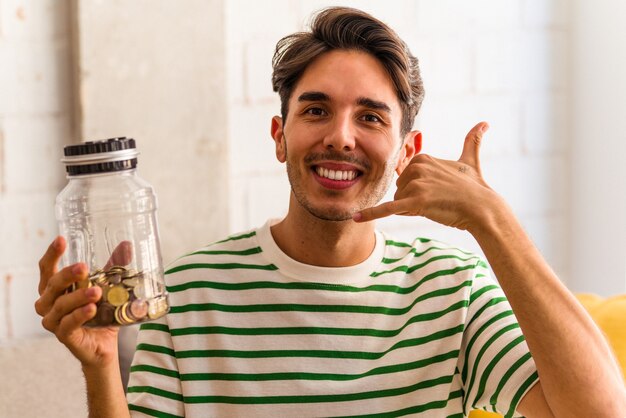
[356,97,392,114]
[297,91,392,114]
[298,91,330,102]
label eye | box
[361,113,381,123]
[305,107,327,117]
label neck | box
[270,195,377,267]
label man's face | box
[272,49,417,222]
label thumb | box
[459,121,489,170]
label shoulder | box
[379,232,485,271]
[163,226,274,283]
[376,231,492,293]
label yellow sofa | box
[470,293,626,418]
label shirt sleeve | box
[126,314,185,418]
[459,260,540,418]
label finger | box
[395,154,433,191]
[353,199,415,223]
[49,286,101,324]
[54,303,99,343]
[36,263,89,315]
[104,240,133,270]
[41,286,101,330]
[459,121,489,169]
[38,236,66,295]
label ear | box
[271,116,286,163]
[395,130,422,175]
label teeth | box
[315,167,357,181]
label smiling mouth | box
[313,166,361,181]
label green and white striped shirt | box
[127,219,538,417]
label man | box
[36,7,625,417]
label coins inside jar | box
[80,266,168,327]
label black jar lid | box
[61,137,140,176]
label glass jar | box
[55,137,169,327]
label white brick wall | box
[225,0,571,281]
[0,0,72,340]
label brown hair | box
[271,7,424,136]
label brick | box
[229,172,291,233]
[229,101,284,175]
[481,154,568,217]
[476,29,567,94]
[418,0,524,35]
[475,31,524,94]
[522,93,568,155]
[415,0,474,35]
[228,176,251,234]
[0,191,59,270]
[520,30,568,93]
[245,38,280,103]
[0,39,16,114]
[0,0,69,41]
[15,272,42,331]
[0,121,4,194]
[2,114,69,194]
[245,172,290,230]
[228,0,298,40]
[0,266,42,338]
[0,0,4,37]
[2,39,71,115]
[418,34,473,97]
[522,0,569,29]
[0,270,6,339]
[227,42,246,105]
[471,0,522,30]
[416,94,521,160]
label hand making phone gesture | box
[354,122,500,233]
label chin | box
[305,205,356,222]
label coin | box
[114,304,130,325]
[75,264,168,327]
[122,269,138,279]
[107,285,129,306]
[148,295,169,319]
[133,282,148,299]
[93,304,115,325]
[109,273,123,285]
[92,271,107,285]
[130,299,148,320]
[122,277,139,288]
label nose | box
[323,114,356,151]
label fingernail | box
[352,212,363,222]
[480,123,489,133]
[85,287,98,297]
[52,237,62,250]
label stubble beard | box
[285,156,398,222]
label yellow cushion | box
[468,293,626,418]
[469,410,501,417]
[577,293,626,378]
